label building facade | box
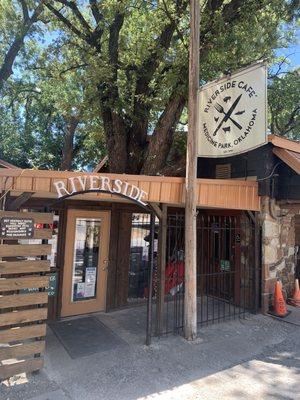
[0,134,299,379]
[198,134,300,312]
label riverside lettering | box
[54,175,148,206]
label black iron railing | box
[151,211,259,338]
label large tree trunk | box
[100,100,128,174]
[141,93,186,175]
[101,92,186,176]
[98,11,128,174]
[60,116,80,171]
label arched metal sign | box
[53,175,148,207]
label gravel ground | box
[1,310,299,400]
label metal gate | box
[151,211,260,337]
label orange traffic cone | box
[288,279,300,307]
[271,279,290,318]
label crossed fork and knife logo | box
[213,93,244,136]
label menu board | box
[0,217,34,239]
[47,273,58,297]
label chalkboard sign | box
[0,217,34,239]
[20,273,57,296]
[47,273,57,297]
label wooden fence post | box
[184,0,200,340]
[156,204,167,335]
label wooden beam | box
[115,212,132,307]
[0,169,261,211]
[0,324,46,343]
[156,204,167,334]
[268,134,300,154]
[0,292,48,309]
[184,0,199,340]
[0,307,48,327]
[146,213,156,345]
[0,260,50,275]
[0,341,45,361]
[0,358,44,381]
[254,212,261,312]
[246,211,255,223]
[0,275,49,291]
[149,203,163,220]
[0,159,19,169]
[93,155,108,172]
[6,192,34,210]
[0,244,52,257]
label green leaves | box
[269,68,300,138]
[0,0,298,173]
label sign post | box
[184,0,200,340]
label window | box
[216,164,231,179]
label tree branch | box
[59,63,89,76]
[284,106,300,132]
[55,0,92,33]
[0,0,46,91]
[201,0,250,41]
[222,0,245,23]
[89,0,103,24]
[61,115,80,170]
[18,0,29,22]
[161,0,188,49]
[46,1,103,52]
[129,0,188,149]
[109,11,124,68]
[141,88,186,175]
[135,0,187,101]
[98,10,125,126]
[97,10,127,173]
[45,2,87,41]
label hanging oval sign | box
[198,62,267,158]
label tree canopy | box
[268,66,299,138]
[0,0,299,173]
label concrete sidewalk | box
[1,310,300,400]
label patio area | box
[1,307,300,400]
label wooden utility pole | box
[184,0,200,340]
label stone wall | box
[260,196,299,313]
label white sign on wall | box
[198,62,267,157]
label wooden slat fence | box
[0,211,53,381]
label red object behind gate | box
[165,261,185,294]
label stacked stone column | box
[260,196,296,313]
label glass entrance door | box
[61,210,110,317]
